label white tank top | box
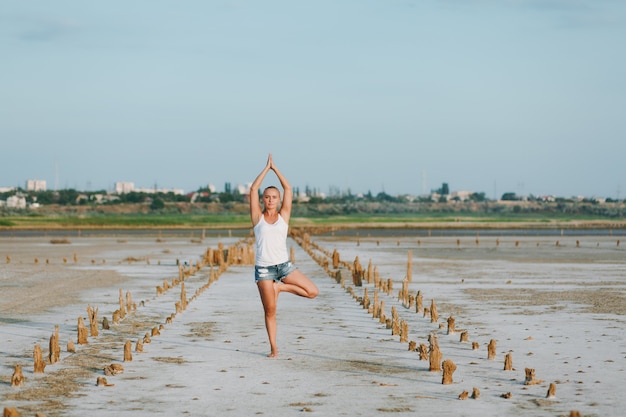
[253,214,289,266]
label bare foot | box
[268,350,278,358]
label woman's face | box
[263,188,281,209]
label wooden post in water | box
[401,280,409,307]
[124,340,133,362]
[332,249,340,269]
[416,290,423,314]
[352,256,363,287]
[34,345,46,373]
[77,317,88,345]
[487,339,497,360]
[126,291,134,314]
[429,334,442,372]
[181,283,187,311]
[442,359,456,384]
[87,305,99,337]
[524,368,544,385]
[48,325,60,364]
[119,289,126,319]
[391,306,400,336]
[430,299,439,323]
[406,250,412,283]
[11,365,25,387]
[447,316,456,335]
[400,320,409,343]
[4,408,20,417]
[504,352,513,370]
[418,343,428,360]
[372,291,379,318]
[460,330,469,342]
[367,259,374,284]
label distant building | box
[135,187,185,195]
[429,192,444,202]
[0,187,16,193]
[537,195,556,202]
[115,182,135,194]
[450,191,473,202]
[235,183,251,195]
[26,180,46,191]
[92,194,106,203]
[7,195,26,208]
[297,191,310,202]
[189,191,210,203]
[76,194,89,204]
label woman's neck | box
[264,209,278,217]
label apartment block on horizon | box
[7,195,27,208]
[115,181,135,194]
[26,179,46,191]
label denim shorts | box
[255,261,297,282]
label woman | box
[249,154,319,358]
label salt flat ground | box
[0,232,624,417]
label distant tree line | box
[1,187,624,218]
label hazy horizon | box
[1,175,620,200]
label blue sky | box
[2,0,625,199]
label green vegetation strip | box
[2,212,623,230]
[0,214,251,229]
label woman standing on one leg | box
[249,153,319,358]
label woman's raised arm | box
[269,157,292,223]
[249,155,272,226]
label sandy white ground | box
[1,233,624,416]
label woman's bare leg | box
[257,271,318,358]
[257,280,279,357]
[278,270,319,298]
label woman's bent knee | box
[308,285,319,299]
